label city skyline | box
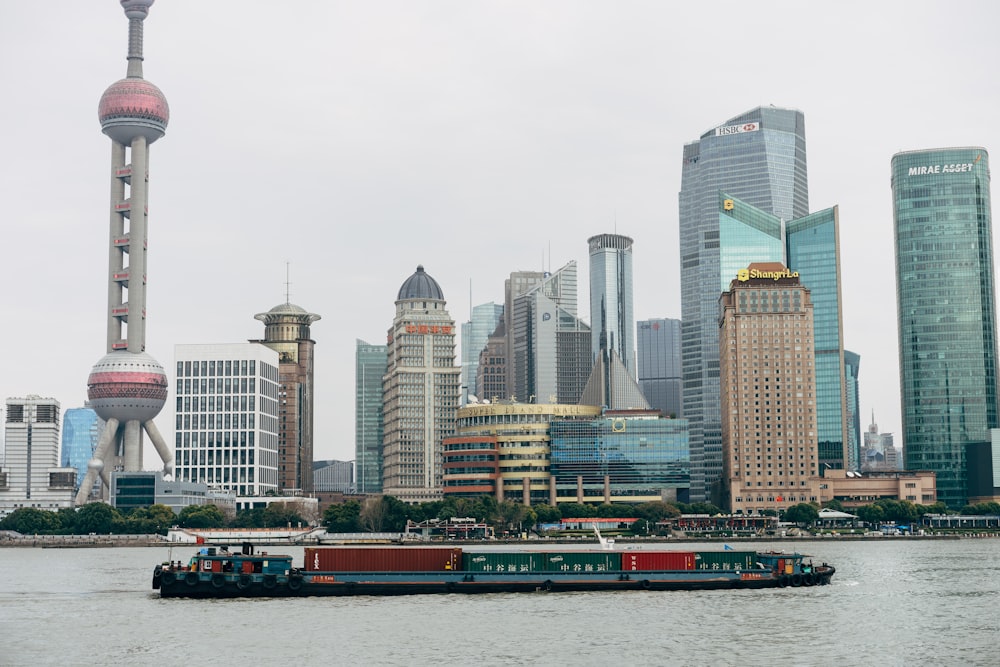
[3,2,1000,466]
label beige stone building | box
[720,263,821,514]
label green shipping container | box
[541,552,622,573]
[693,551,757,571]
[462,552,540,573]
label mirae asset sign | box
[907,163,977,176]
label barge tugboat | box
[152,544,835,598]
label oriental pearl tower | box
[76,0,173,504]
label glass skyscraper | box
[680,107,809,502]
[843,350,861,471]
[355,339,387,494]
[511,261,591,404]
[588,234,635,374]
[61,407,102,491]
[637,318,683,418]
[891,147,998,508]
[786,206,849,472]
[461,302,503,405]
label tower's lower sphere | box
[88,351,168,422]
[99,77,169,144]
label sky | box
[2,1,999,467]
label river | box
[1,538,997,666]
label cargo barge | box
[152,544,835,598]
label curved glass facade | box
[550,415,689,502]
[61,408,101,490]
[786,207,848,471]
[679,107,809,502]
[892,147,998,508]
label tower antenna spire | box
[79,0,172,505]
[285,261,292,304]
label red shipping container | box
[304,547,462,572]
[622,551,696,571]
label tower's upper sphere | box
[99,78,169,144]
[87,351,168,423]
[121,0,155,20]
[397,265,445,301]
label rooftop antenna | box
[285,261,291,304]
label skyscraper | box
[61,407,102,492]
[679,107,809,502]
[843,350,861,470]
[892,147,998,508]
[252,301,321,494]
[637,318,683,418]
[77,0,174,504]
[786,207,849,471]
[588,234,636,374]
[1,396,76,518]
[503,270,546,398]
[355,339,387,494]
[173,344,281,497]
[461,302,503,404]
[511,262,591,404]
[476,322,507,403]
[382,266,461,503]
[719,263,819,514]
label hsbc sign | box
[715,122,760,136]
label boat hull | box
[156,566,835,598]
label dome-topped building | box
[251,298,321,495]
[397,265,444,301]
[382,265,460,504]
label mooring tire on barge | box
[641,580,651,590]
[211,573,226,589]
[237,574,252,590]
[185,571,199,586]
[263,574,277,589]
[778,575,789,587]
[543,580,553,592]
[805,573,817,586]
[287,575,303,592]
[791,574,803,587]
[161,570,176,586]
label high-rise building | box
[679,107,809,502]
[637,318,683,418]
[77,0,174,504]
[173,344,281,497]
[719,263,820,515]
[861,413,899,472]
[476,322,507,403]
[382,266,461,503]
[252,301,321,495]
[355,339,387,494]
[0,396,76,519]
[843,350,861,470]
[511,262,591,404]
[786,207,849,471]
[588,234,636,374]
[503,271,546,398]
[61,407,102,492]
[892,147,998,508]
[461,303,503,404]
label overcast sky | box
[2,1,998,467]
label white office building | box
[0,396,76,519]
[174,344,280,497]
